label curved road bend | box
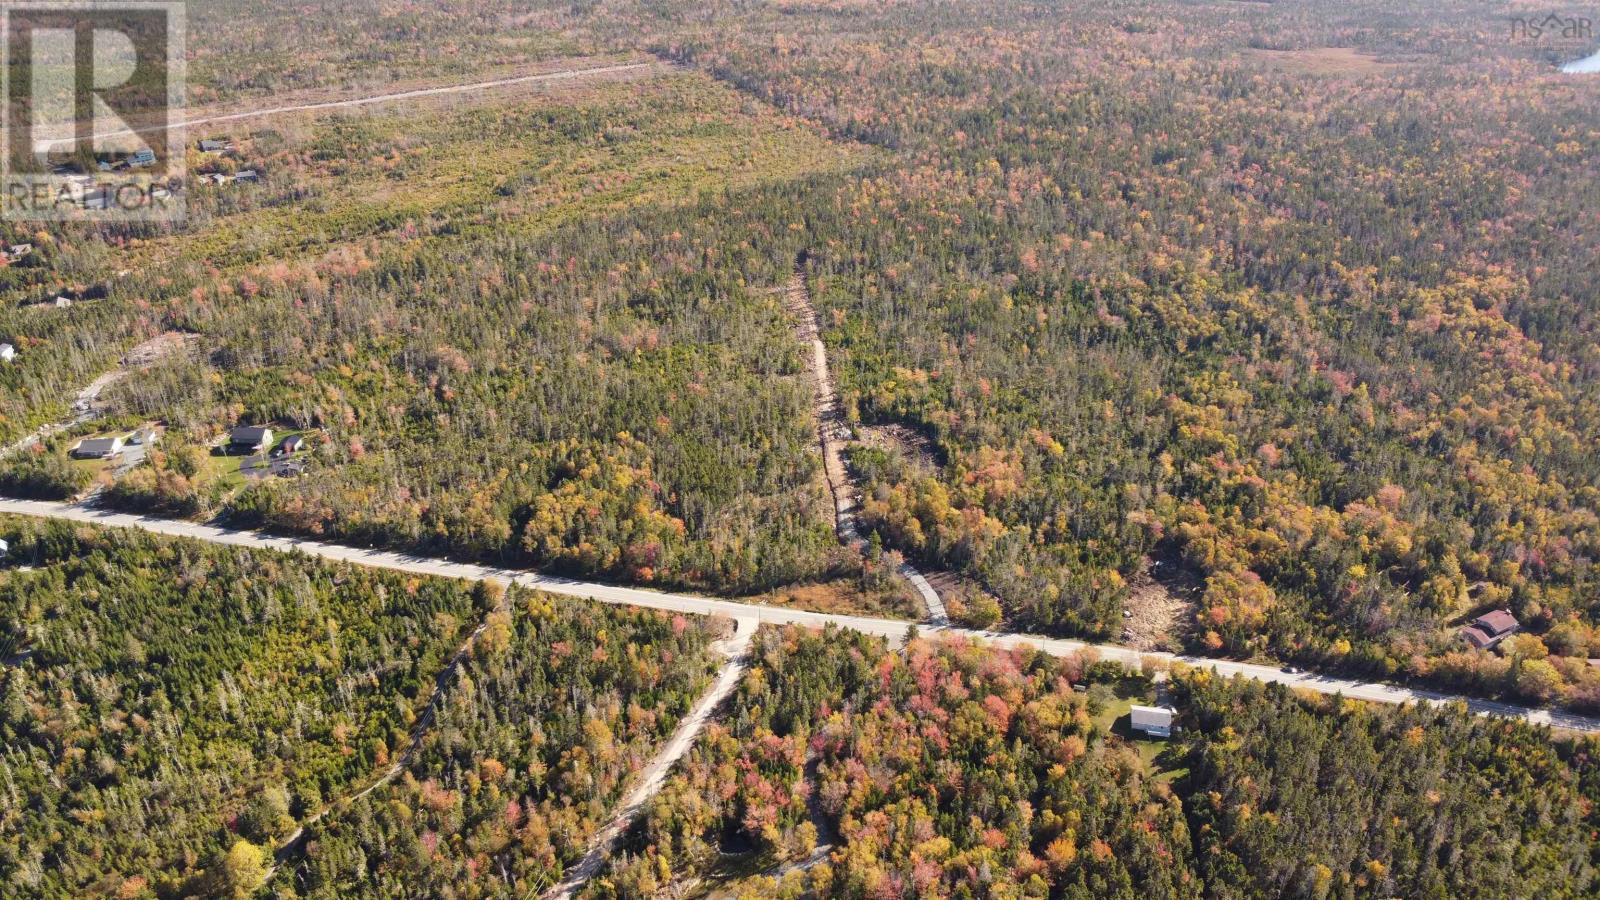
[0,497,1595,735]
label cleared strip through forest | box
[0,497,1596,734]
[42,60,664,148]
[782,263,949,624]
[541,617,758,899]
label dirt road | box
[542,617,758,899]
[45,61,663,149]
[1,497,1595,735]
[783,265,949,624]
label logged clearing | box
[749,578,919,620]
[1121,556,1201,652]
[1248,47,1399,76]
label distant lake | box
[1561,49,1600,73]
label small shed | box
[198,139,230,153]
[71,436,124,460]
[276,434,306,455]
[0,343,14,363]
[1129,705,1176,739]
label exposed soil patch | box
[926,570,996,614]
[124,331,199,368]
[1120,555,1201,652]
[857,421,944,474]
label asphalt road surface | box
[2,497,1596,734]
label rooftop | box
[1473,610,1519,637]
[1130,705,1175,728]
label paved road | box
[44,61,661,149]
[543,618,757,899]
[2,497,1596,734]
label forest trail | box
[760,751,840,882]
[268,585,517,876]
[542,617,758,899]
[782,265,949,625]
[1,497,1596,734]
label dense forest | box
[590,626,1600,899]
[622,0,1600,704]
[0,516,493,894]
[0,515,725,897]
[6,0,1600,703]
[274,596,721,896]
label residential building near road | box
[1130,705,1176,738]
[228,426,274,454]
[71,436,124,460]
[1462,610,1520,650]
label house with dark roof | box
[228,426,273,454]
[71,436,124,460]
[1461,610,1520,650]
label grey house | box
[228,426,274,454]
[71,436,124,460]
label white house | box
[1129,705,1176,739]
